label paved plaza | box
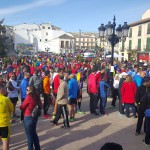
[0,86,149,150]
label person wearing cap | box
[135,77,150,135]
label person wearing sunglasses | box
[20,86,42,150]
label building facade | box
[13,23,74,53]
[70,32,98,51]
[118,9,150,62]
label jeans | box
[125,103,136,116]
[100,97,107,114]
[43,94,50,115]
[24,116,40,150]
[145,117,150,144]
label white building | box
[118,9,150,61]
[13,23,74,53]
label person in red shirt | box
[20,86,42,150]
[71,65,77,74]
[52,68,64,118]
[88,67,99,115]
[121,75,137,118]
[30,63,35,76]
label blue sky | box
[0,0,150,32]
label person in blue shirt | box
[68,74,79,122]
[134,71,146,87]
[132,65,139,79]
[99,77,110,115]
[20,72,30,121]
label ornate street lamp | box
[98,16,130,96]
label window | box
[66,41,69,48]
[61,41,64,48]
[146,38,150,50]
[138,39,141,50]
[40,39,41,42]
[46,32,48,36]
[129,28,132,37]
[122,41,125,51]
[42,26,45,29]
[48,27,50,29]
[147,23,150,34]
[45,39,47,41]
[129,40,132,50]
[138,26,142,36]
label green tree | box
[0,20,7,57]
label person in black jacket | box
[118,72,128,115]
[140,90,150,146]
[135,77,150,135]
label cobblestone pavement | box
[0,86,149,150]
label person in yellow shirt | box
[43,70,51,119]
[0,85,14,150]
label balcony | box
[143,45,150,51]
[119,47,124,52]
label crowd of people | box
[0,53,150,149]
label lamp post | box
[98,16,129,96]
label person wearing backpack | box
[20,86,42,150]
[29,70,42,95]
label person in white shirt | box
[111,74,120,107]
[7,72,20,118]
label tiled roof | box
[129,17,150,27]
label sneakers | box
[109,105,116,108]
[69,118,75,122]
[52,114,56,119]
[126,114,130,118]
[94,112,100,116]
[77,110,85,115]
[50,121,57,126]
[60,125,70,129]
[135,132,140,136]
[143,140,150,146]
[43,114,51,119]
